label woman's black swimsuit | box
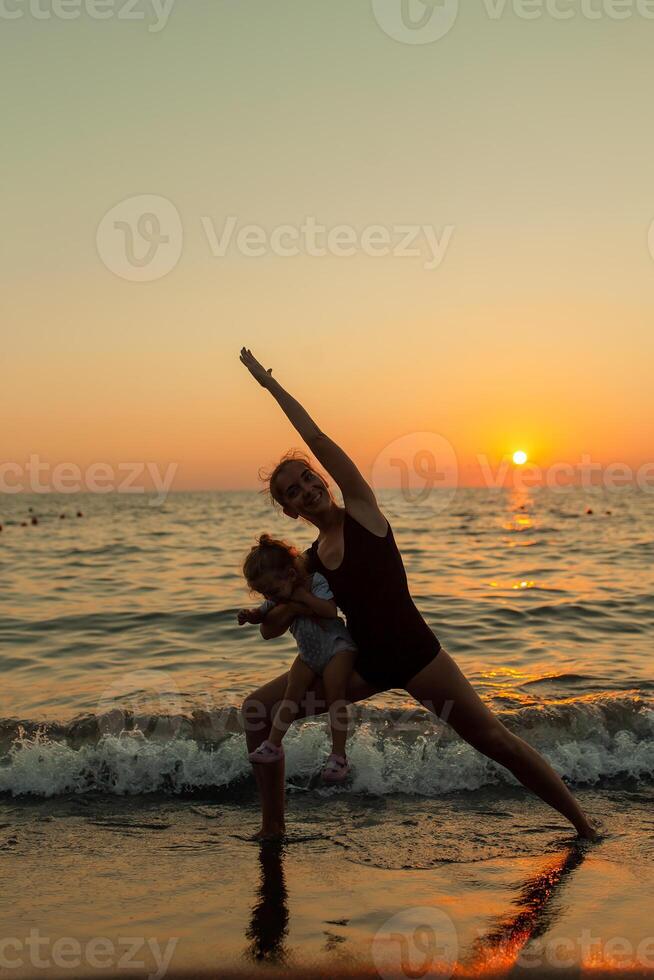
[306,510,441,690]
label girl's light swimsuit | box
[258,572,356,675]
[307,510,441,690]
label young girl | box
[237,533,357,782]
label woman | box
[239,348,598,842]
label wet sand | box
[1,788,653,979]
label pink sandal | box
[322,753,350,783]
[248,740,284,765]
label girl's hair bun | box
[243,533,300,587]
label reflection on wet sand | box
[243,837,592,976]
[461,844,587,975]
[239,833,654,977]
[245,842,289,965]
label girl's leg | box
[405,648,597,839]
[242,668,379,838]
[322,650,357,758]
[267,656,316,746]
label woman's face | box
[274,461,332,520]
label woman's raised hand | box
[240,348,273,388]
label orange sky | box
[3,5,653,490]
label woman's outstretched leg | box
[242,669,378,839]
[405,649,597,839]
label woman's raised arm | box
[239,348,380,512]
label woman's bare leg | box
[242,669,379,838]
[405,649,597,839]
[242,672,289,838]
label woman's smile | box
[304,488,323,508]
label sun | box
[512,450,528,465]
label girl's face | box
[274,461,332,520]
[254,568,296,604]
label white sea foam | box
[1,697,652,798]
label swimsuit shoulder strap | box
[305,540,320,572]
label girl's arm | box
[260,603,294,640]
[239,348,386,530]
[259,600,318,640]
[291,585,337,619]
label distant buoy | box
[585,508,594,515]
[76,511,83,518]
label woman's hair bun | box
[258,533,274,546]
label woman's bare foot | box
[576,816,603,841]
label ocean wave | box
[0,695,652,799]
[0,608,229,634]
[465,598,653,630]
